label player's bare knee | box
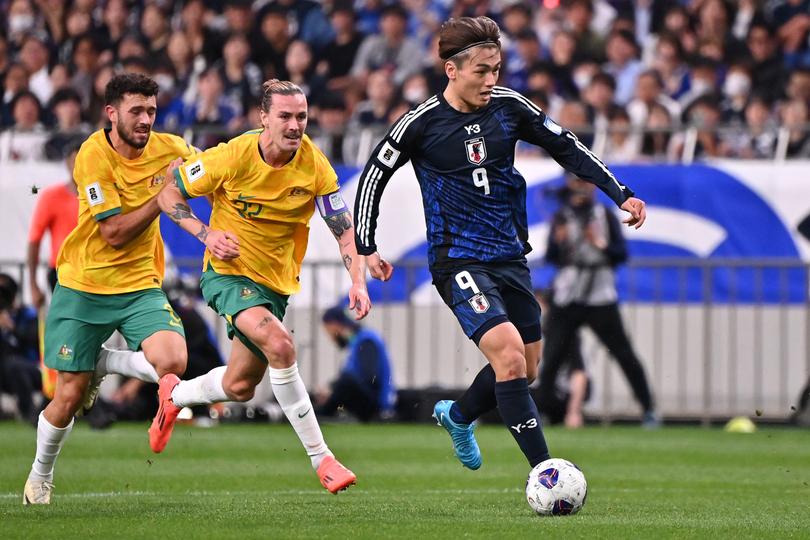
[223,379,255,402]
[260,334,295,367]
[153,351,187,377]
[495,348,528,380]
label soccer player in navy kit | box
[354,17,647,471]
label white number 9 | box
[472,167,490,195]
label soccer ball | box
[525,458,587,516]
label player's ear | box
[105,104,117,124]
[445,60,457,81]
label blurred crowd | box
[2,0,810,164]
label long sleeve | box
[494,86,635,207]
[354,98,432,255]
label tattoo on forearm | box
[169,203,195,223]
[343,254,352,270]
[325,211,353,239]
[196,224,209,243]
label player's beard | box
[118,118,151,149]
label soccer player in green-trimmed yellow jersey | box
[151,80,370,493]
[23,74,194,505]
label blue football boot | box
[433,400,482,470]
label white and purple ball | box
[525,458,587,516]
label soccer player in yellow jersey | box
[151,79,369,493]
[23,74,194,505]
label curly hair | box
[104,73,159,106]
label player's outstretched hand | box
[620,197,647,229]
[205,230,240,260]
[348,283,371,320]
[367,252,393,281]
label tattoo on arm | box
[325,211,353,239]
[168,203,195,223]
[195,223,209,243]
[343,254,352,271]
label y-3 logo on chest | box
[464,124,481,134]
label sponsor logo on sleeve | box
[185,160,205,183]
[377,141,400,168]
[85,182,105,206]
[543,116,563,136]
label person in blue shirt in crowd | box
[316,305,396,422]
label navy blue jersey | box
[353,86,635,271]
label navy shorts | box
[433,260,542,345]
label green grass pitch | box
[1,421,809,539]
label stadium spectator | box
[318,0,365,93]
[275,0,334,52]
[0,35,8,76]
[546,30,579,98]
[721,62,754,124]
[0,90,47,161]
[400,72,431,106]
[780,98,810,157]
[786,67,810,105]
[603,29,643,105]
[673,95,729,159]
[602,106,640,162]
[57,5,94,67]
[5,0,40,49]
[565,0,605,64]
[1,62,30,126]
[315,305,396,422]
[18,33,53,107]
[116,33,148,63]
[218,33,263,119]
[252,3,291,81]
[284,40,325,102]
[343,69,397,165]
[164,67,238,147]
[310,92,349,163]
[651,34,690,100]
[44,88,90,160]
[86,63,114,128]
[747,21,788,103]
[640,101,675,160]
[729,95,777,159]
[540,177,658,428]
[351,2,424,86]
[167,34,197,99]
[557,99,592,148]
[679,56,721,110]
[98,0,130,55]
[69,34,101,110]
[627,69,681,127]
[140,4,171,68]
[0,273,41,424]
[504,28,543,93]
[582,71,617,133]
[27,142,79,308]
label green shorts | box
[200,266,288,362]
[45,284,185,372]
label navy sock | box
[451,364,497,424]
[495,378,550,467]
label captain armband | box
[316,190,350,218]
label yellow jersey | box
[174,130,339,295]
[57,129,196,294]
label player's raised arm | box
[158,157,240,260]
[318,190,372,320]
[508,87,646,228]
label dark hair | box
[260,79,304,112]
[0,273,18,311]
[590,71,617,91]
[104,73,159,106]
[322,305,360,330]
[49,87,82,109]
[438,16,501,64]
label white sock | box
[270,364,331,469]
[29,412,74,483]
[97,347,159,383]
[171,366,228,407]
